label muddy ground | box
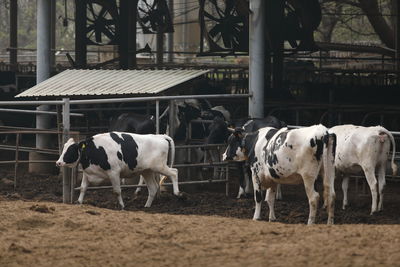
[1,170,400,266]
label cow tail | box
[164,135,175,168]
[322,132,336,217]
[379,128,397,176]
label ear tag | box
[81,144,86,149]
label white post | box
[32,0,52,173]
[249,0,265,119]
[62,98,71,203]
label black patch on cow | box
[110,132,139,170]
[265,130,289,167]
[79,138,111,170]
[330,133,337,158]
[117,151,122,161]
[243,132,259,166]
[323,132,329,146]
[269,168,280,179]
[310,138,316,147]
[255,190,263,203]
[63,143,79,164]
[315,138,324,161]
[265,128,278,141]
[267,153,279,166]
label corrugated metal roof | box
[16,69,210,98]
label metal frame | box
[0,93,250,203]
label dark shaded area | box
[1,170,400,225]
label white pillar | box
[249,0,265,119]
[31,0,52,173]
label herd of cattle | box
[56,99,397,225]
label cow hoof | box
[252,217,261,221]
[176,192,188,200]
[269,218,277,222]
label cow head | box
[206,117,229,145]
[223,127,247,161]
[56,138,84,167]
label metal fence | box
[0,93,251,203]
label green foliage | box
[0,0,75,52]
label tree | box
[319,0,395,48]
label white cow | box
[223,124,336,225]
[329,125,397,214]
[56,132,182,209]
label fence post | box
[168,100,175,137]
[62,98,72,203]
[14,133,20,190]
[156,100,160,134]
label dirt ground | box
[1,170,400,266]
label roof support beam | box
[249,0,266,119]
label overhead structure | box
[198,0,322,56]
[16,69,210,98]
[74,0,173,69]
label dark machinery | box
[137,0,174,34]
[86,0,120,45]
[198,0,322,55]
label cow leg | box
[342,176,350,210]
[133,175,145,200]
[303,177,320,225]
[362,166,378,214]
[109,172,124,210]
[266,185,277,222]
[77,173,89,204]
[252,175,263,220]
[323,170,336,225]
[142,171,159,208]
[157,166,181,196]
[377,165,386,212]
[244,165,253,195]
[210,150,220,179]
[236,162,246,198]
[275,184,282,200]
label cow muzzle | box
[56,161,65,167]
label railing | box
[0,93,251,203]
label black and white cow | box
[329,125,397,214]
[56,132,181,209]
[206,116,287,198]
[109,112,157,196]
[223,125,336,224]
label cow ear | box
[227,127,235,133]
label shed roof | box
[16,69,210,98]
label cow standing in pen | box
[109,112,157,197]
[223,125,336,225]
[206,116,287,198]
[56,132,181,209]
[329,125,397,214]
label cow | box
[329,125,397,214]
[56,132,182,209]
[206,116,287,198]
[109,113,156,134]
[223,125,336,225]
[109,112,156,197]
